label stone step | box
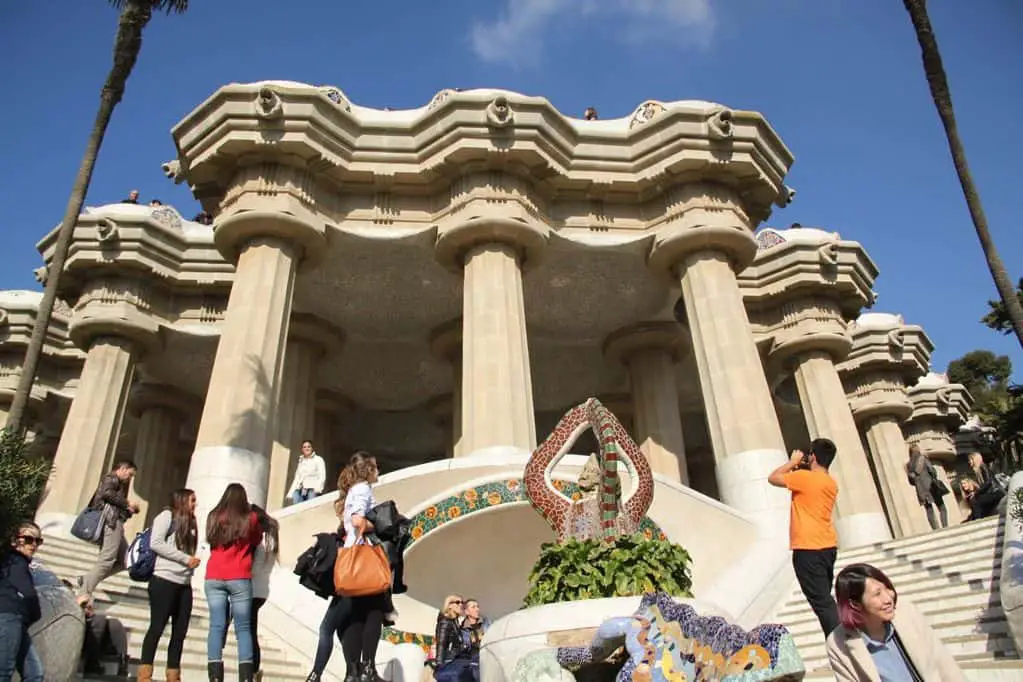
[801,658,1023,681]
[787,601,1008,640]
[837,518,1001,559]
[798,632,1019,672]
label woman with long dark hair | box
[138,489,200,682]
[233,505,278,682]
[826,563,965,681]
[0,521,44,682]
[205,484,263,682]
[337,452,385,682]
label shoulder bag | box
[333,534,392,597]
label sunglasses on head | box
[18,535,43,546]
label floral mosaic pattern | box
[383,478,667,649]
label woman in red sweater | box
[204,484,263,682]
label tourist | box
[150,198,163,207]
[433,594,471,682]
[0,521,44,682]
[826,563,965,681]
[289,440,327,505]
[77,460,140,606]
[583,107,599,120]
[138,488,201,682]
[338,451,386,681]
[194,211,214,225]
[305,491,352,682]
[225,504,278,682]
[461,598,486,681]
[122,189,140,204]
[768,438,840,638]
[205,484,264,682]
[906,445,948,530]
[77,594,129,677]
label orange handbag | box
[333,539,392,597]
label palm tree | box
[902,0,1023,348]
[4,1,189,435]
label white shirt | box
[342,481,376,548]
[288,453,326,494]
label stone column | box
[604,322,689,483]
[430,320,463,457]
[187,208,325,520]
[125,384,192,536]
[435,218,547,455]
[648,185,789,525]
[266,315,341,511]
[315,390,354,489]
[426,394,457,459]
[37,338,138,519]
[861,415,927,536]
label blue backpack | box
[125,523,174,582]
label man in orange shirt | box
[769,438,839,637]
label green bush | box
[1010,484,1023,532]
[0,428,51,542]
[523,534,693,607]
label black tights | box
[341,593,387,674]
[313,596,351,674]
[141,576,193,667]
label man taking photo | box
[769,438,839,638]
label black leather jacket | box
[434,615,467,666]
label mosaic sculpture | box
[514,593,804,682]
[524,398,654,542]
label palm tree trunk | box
[902,0,1023,349]
[5,3,153,434]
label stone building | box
[0,83,975,634]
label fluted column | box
[125,384,192,536]
[604,322,689,483]
[430,320,464,457]
[267,315,341,510]
[648,185,789,526]
[37,338,138,520]
[436,217,547,455]
[188,207,325,521]
[791,351,891,546]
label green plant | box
[523,534,693,607]
[1010,485,1023,532]
[0,428,51,542]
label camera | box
[794,450,813,470]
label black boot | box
[207,661,225,682]
[343,662,362,682]
[304,673,321,682]
[239,661,256,682]
[360,661,380,682]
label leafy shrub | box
[0,428,51,542]
[1010,483,1023,532]
[523,534,693,607]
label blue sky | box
[1,0,1020,377]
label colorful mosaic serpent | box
[525,398,654,542]
[513,592,804,681]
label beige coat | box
[825,599,966,682]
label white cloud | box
[470,0,715,67]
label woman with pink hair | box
[826,563,964,681]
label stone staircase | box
[775,515,1022,681]
[33,534,310,681]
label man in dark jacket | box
[76,461,139,605]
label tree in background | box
[948,350,1022,472]
[0,430,51,543]
[983,277,1023,336]
[902,0,1023,348]
[5,0,189,435]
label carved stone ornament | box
[255,86,284,120]
[628,101,665,129]
[0,308,7,327]
[428,88,456,110]
[935,387,951,409]
[817,241,839,268]
[320,87,351,112]
[485,96,514,128]
[774,184,796,208]
[706,107,735,140]
[150,207,182,230]
[96,218,119,243]
[755,229,786,251]
[161,159,187,185]
[887,328,905,352]
[33,266,48,285]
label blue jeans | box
[291,488,318,505]
[205,579,253,663]
[0,613,43,682]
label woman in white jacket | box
[289,440,327,505]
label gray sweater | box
[150,509,195,585]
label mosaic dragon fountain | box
[513,399,805,681]
[524,397,654,541]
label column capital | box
[128,382,195,418]
[759,297,852,375]
[215,210,326,269]
[288,312,344,357]
[603,321,689,365]
[435,217,548,272]
[647,183,758,274]
[429,318,462,363]
[906,372,972,428]
[844,371,915,424]
[68,278,162,356]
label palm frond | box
[108,0,189,14]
